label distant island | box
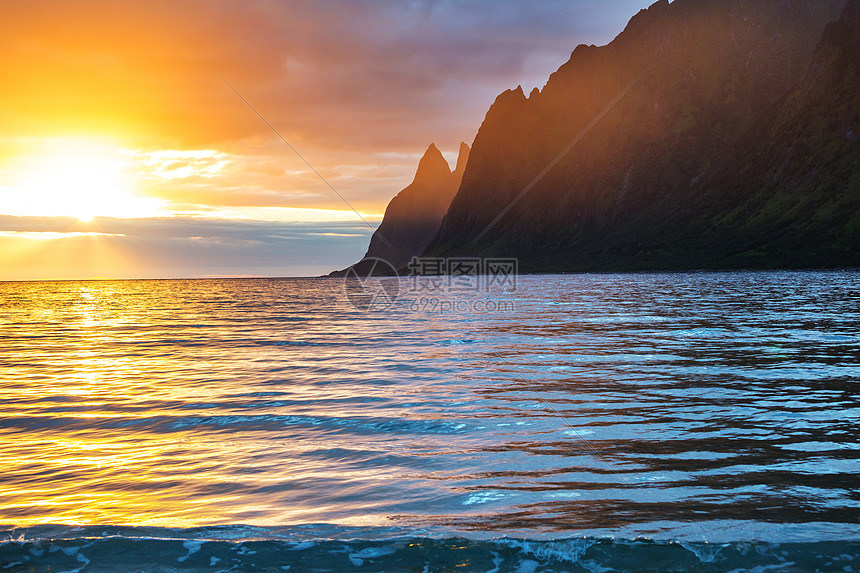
[335,0,859,276]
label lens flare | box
[0,139,163,221]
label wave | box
[1,525,858,572]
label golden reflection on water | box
[0,280,335,527]
[1,274,858,534]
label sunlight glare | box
[0,140,163,221]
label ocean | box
[0,272,858,571]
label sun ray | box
[0,138,164,221]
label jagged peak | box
[569,43,595,59]
[454,142,471,176]
[489,85,528,112]
[552,0,668,83]
[413,143,452,182]
[625,0,670,30]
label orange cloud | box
[0,0,650,277]
[2,0,647,150]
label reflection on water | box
[0,273,858,542]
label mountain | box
[687,0,860,268]
[424,0,856,271]
[331,142,470,276]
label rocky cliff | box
[424,0,855,271]
[332,142,469,275]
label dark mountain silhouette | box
[685,0,860,268]
[330,142,469,276]
[421,0,857,271]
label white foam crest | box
[498,538,595,564]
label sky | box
[0,0,652,279]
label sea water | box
[1,272,858,571]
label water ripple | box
[0,272,858,544]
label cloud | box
[0,0,652,278]
[0,215,374,279]
[0,0,650,153]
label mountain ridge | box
[423,0,855,271]
[330,142,470,276]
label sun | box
[0,139,162,221]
